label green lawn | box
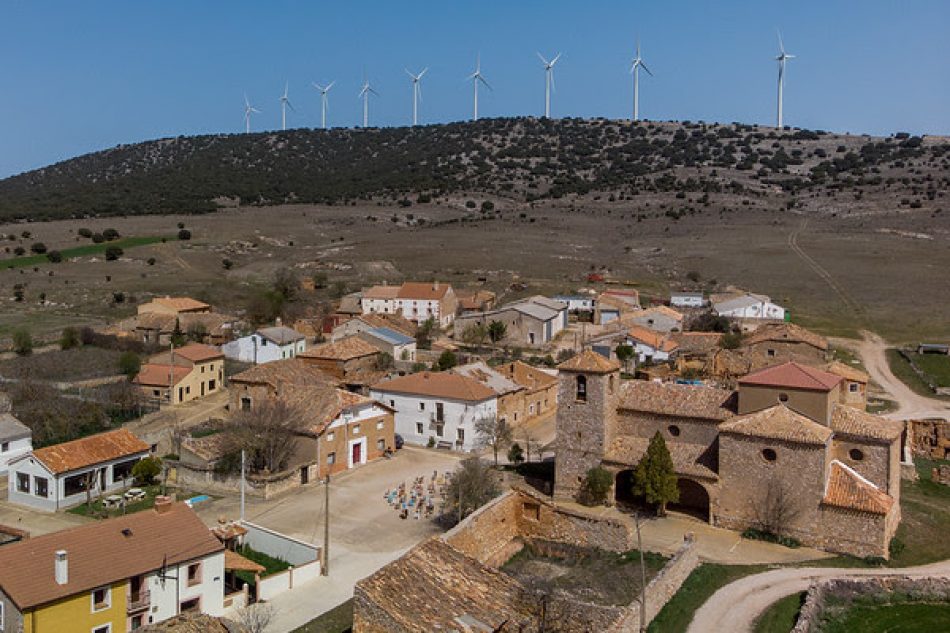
[1,235,171,269]
[886,349,950,398]
[234,545,291,587]
[820,603,950,633]
[754,592,805,633]
[912,352,950,388]
[648,563,765,633]
[291,599,353,633]
[67,484,162,518]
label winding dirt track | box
[787,218,865,317]
[687,560,950,633]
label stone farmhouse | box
[454,296,568,347]
[330,313,415,343]
[0,500,225,632]
[221,324,307,364]
[370,372,497,451]
[451,361,557,429]
[713,322,830,379]
[361,282,458,328]
[7,429,149,512]
[299,337,385,392]
[554,351,905,558]
[133,344,225,404]
[137,296,211,316]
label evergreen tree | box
[632,431,679,516]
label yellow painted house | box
[0,500,225,633]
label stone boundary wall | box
[172,460,302,499]
[443,487,634,567]
[613,536,700,631]
[792,576,950,633]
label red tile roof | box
[133,363,192,387]
[0,503,222,609]
[397,281,452,300]
[362,285,401,300]
[557,349,620,373]
[372,372,495,402]
[31,429,149,475]
[150,297,210,312]
[738,361,842,392]
[301,337,380,361]
[618,381,734,421]
[719,404,833,445]
[744,322,828,351]
[830,404,904,442]
[626,325,679,353]
[170,343,223,363]
[823,460,894,515]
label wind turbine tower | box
[406,67,428,126]
[630,40,653,121]
[243,94,260,134]
[775,31,795,128]
[279,82,295,131]
[467,54,491,121]
[312,81,335,129]
[359,78,379,128]
[537,52,561,118]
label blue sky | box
[0,1,948,178]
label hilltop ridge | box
[0,117,946,221]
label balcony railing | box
[127,590,151,612]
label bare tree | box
[221,400,308,474]
[475,416,513,466]
[237,603,275,633]
[752,475,802,537]
[440,457,501,527]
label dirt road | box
[687,559,950,633]
[835,331,950,421]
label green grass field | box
[886,349,940,398]
[912,352,950,388]
[1,235,171,269]
[648,563,765,633]
[753,592,805,633]
[820,603,950,633]
[292,599,353,633]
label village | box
[0,272,947,633]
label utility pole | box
[240,450,246,521]
[635,510,647,632]
[322,474,330,576]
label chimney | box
[154,496,173,514]
[55,550,68,585]
[275,317,282,327]
[433,280,440,290]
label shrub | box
[12,328,33,356]
[131,456,162,485]
[222,258,234,270]
[581,467,614,506]
[481,200,495,212]
[30,242,47,254]
[146,257,156,266]
[720,331,743,349]
[178,229,192,240]
[46,250,63,263]
[77,228,93,238]
[102,228,120,241]
[118,351,141,379]
[177,222,185,229]
[91,233,105,243]
[105,246,124,261]
[507,443,525,464]
[465,200,476,209]
[13,246,25,256]
[60,327,81,350]
[436,350,458,371]
[427,436,436,448]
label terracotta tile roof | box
[0,503,223,610]
[498,361,557,392]
[739,361,842,392]
[823,360,869,383]
[282,385,376,435]
[830,404,903,442]
[557,349,620,373]
[170,343,223,363]
[372,371,496,402]
[719,404,832,445]
[229,358,336,389]
[451,362,523,396]
[362,285,401,300]
[744,323,828,351]
[151,297,210,312]
[596,293,638,311]
[618,381,735,421]
[256,326,305,345]
[355,313,416,337]
[31,429,150,475]
[604,436,718,480]
[301,337,379,361]
[133,312,177,331]
[672,332,722,355]
[140,613,242,633]
[397,281,451,300]
[627,325,679,353]
[823,460,894,515]
[640,305,684,322]
[356,538,536,633]
[134,363,192,387]
[224,549,266,573]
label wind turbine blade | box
[777,29,785,55]
[551,52,562,66]
[537,51,549,65]
[326,81,335,91]
[478,75,492,90]
[283,82,289,98]
[287,100,296,112]
[405,68,414,79]
[641,63,654,77]
[419,67,428,78]
[369,87,379,96]
[312,82,324,91]
[630,60,636,73]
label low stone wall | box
[792,576,950,633]
[172,461,303,500]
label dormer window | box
[576,375,587,402]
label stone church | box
[554,350,905,558]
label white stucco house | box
[553,295,596,312]
[360,285,401,315]
[624,326,680,364]
[370,372,497,452]
[0,411,32,476]
[713,293,786,320]
[358,326,417,362]
[670,292,706,308]
[222,325,307,364]
[7,428,150,512]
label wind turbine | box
[279,82,295,131]
[629,39,653,121]
[467,54,491,121]
[405,67,428,126]
[358,78,379,128]
[775,31,795,128]
[312,81,335,129]
[537,52,561,118]
[243,93,260,134]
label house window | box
[416,423,424,434]
[761,448,777,462]
[1,441,8,453]
[327,432,335,442]
[389,400,395,408]
[436,403,444,422]
[778,393,789,403]
[208,380,216,391]
[435,424,444,437]
[352,425,361,435]
[16,472,29,493]
[377,439,385,451]
[241,397,251,411]
[849,448,864,462]
[576,375,587,402]
[419,402,425,411]
[91,586,111,612]
[457,429,465,443]
[180,597,200,613]
[327,452,336,465]
[376,420,384,430]
[849,383,859,393]
[153,389,161,397]
[34,476,49,498]
[529,404,535,415]
[93,625,111,633]
[187,562,202,587]
[767,349,776,357]
[668,425,681,437]
[130,614,144,630]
